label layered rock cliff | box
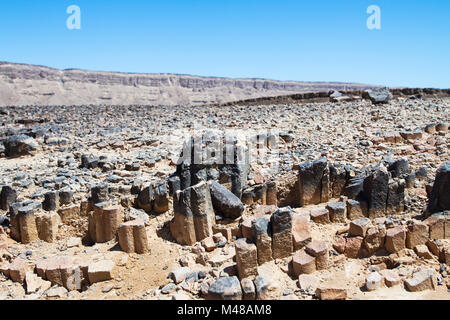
[0,62,378,106]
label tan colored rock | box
[252,217,272,265]
[8,257,28,283]
[241,217,254,239]
[266,181,277,206]
[0,263,9,277]
[171,182,214,246]
[405,268,437,292]
[298,274,319,293]
[326,202,347,223]
[425,214,445,240]
[333,237,346,254]
[349,218,371,237]
[292,250,316,275]
[9,209,21,242]
[364,226,386,255]
[45,256,73,287]
[305,241,329,270]
[426,239,441,257]
[379,269,402,287]
[406,220,429,249]
[89,203,123,243]
[414,244,435,260]
[292,215,311,251]
[315,286,347,300]
[35,259,49,279]
[132,220,149,254]
[88,260,116,284]
[235,238,258,280]
[67,237,82,248]
[118,219,149,254]
[36,212,60,243]
[118,221,136,253]
[102,205,123,241]
[346,199,368,220]
[310,208,330,224]
[18,206,39,244]
[365,272,384,291]
[441,244,450,264]
[59,260,82,291]
[385,226,406,253]
[212,225,232,241]
[57,204,80,224]
[201,237,216,252]
[25,272,51,294]
[345,236,364,258]
[192,182,215,241]
[241,278,256,300]
[270,207,293,259]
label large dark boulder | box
[362,165,389,218]
[136,184,154,213]
[207,276,242,300]
[81,154,99,169]
[427,163,450,214]
[175,131,250,198]
[209,180,244,219]
[90,184,109,204]
[153,182,169,214]
[298,157,328,206]
[0,185,17,211]
[387,158,409,178]
[3,134,39,158]
[343,177,364,199]
[363,87,393,104]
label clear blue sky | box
[1,0,449,88]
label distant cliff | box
[0,62,379,106]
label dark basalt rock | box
[427,162,450,215]
[363,87,393,104]
[209,181,244,219]
[207,276,242,300]
[3,134,39,158]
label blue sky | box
[0,0,449,88]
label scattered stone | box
[365,272,384,291]
[310,208,330,224]
[169,267,191,284]
[235,238,258,279]
[298,274,319,294]
[252,217,273,265]
[326,202,347,223]
[209,181,244,219]
[405,268,437,292]
[207,276,242,300]
[241,278,256,300]
[349,218,371,237]
[379,269,401,287]
[427,163,450,214]
[254,275,269,300]
[270,207,294,259]
[305,241,329,270]
[88,260,116,284]
[292,250,316,276]
[385,226,406,254]
[292,215,311,251]
[315,286,347,300]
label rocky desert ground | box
[0,86,449,301]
